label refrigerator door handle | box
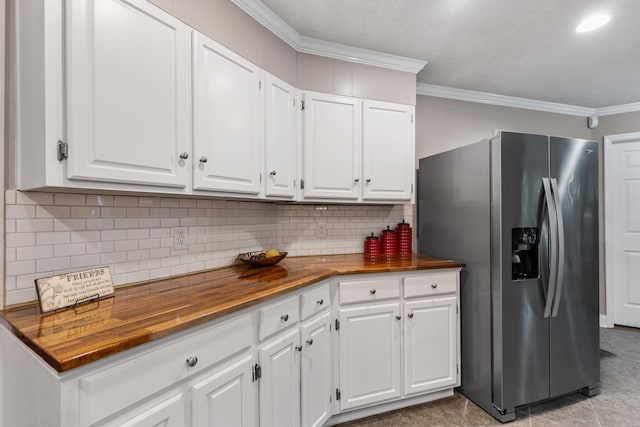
[542,177,558,318]
[550,178,565,317]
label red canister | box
[396,219,413,254]
[364,233,382,255]
[381,226,398,255]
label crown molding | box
[229,0,427,73]
[595,102,640,117]
[417,83,596,117]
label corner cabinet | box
[1,270,459,426]
[300,92,415,203]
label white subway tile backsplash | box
[6,191,413,306]
[55,193,86,206]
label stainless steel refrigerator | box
[417,131,599,422]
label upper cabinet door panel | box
[66,0,190,188]
[362,101,414,201]
[265,74,296,198]
[192,32,263,195]
[303,92,361,200]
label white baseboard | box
[600,314,612,328]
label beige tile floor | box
[338,327,639,426]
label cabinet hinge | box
[259,79,262,90]
[456,304,459,314]
[260,172,262,184]
[57,140,68,161]
[457,364,459,374]
[293,98,296,107]
[335,318,340,331]
[336,388,341,401]
[411,113,414,124]
[252,363,262,382]
[301,99,305,111]
[300,178,305,189]
[411,183,414,194]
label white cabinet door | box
[258,328,301,427]
[300,311,332,427]
[403,296,457,395]
[265,74,296,198]
[302,91,362,200]
[66,0,190,188]
[362,100,414,201]
[191,353,257,427]
[193,32,263,195]
[338,302,402,410]
[104,393,186,427]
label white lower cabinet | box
[337,302,402,410]
[258,327,301,427]
[301,311,332,427]
[0,272,460,427]
[104,392,187,427]
[403,296,457,395]
[191,353,257,427]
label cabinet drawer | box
[259,295,299,341]
[79,313,252,426]
[403,272,457,298]
[339,277,400,305]
[300,283,330,320]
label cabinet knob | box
[281,314,289,322]
[369,289,376,295]
[306,338,314,346]
[186,356,198,367]
[354,178,360,183]
[366,178,371,183]
[395,315,401,320]
[295,345,302,352]
[431,283,438,289]
[179,152,189,160]
[408,313,414,319]
[199,156,208,163]
[270,170,277,176]
[316,299,324,305]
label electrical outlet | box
[174,227,188,250]
[316,222,327,238]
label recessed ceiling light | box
[576,14,611,32]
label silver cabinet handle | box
[179,152,189,160]
[366,178,371,183]
[431,283,438,289]
[295,345,302,352]
[316,299,324,305]
[270,170,277,176]
[306,338,314,346]
[186,356,198,367]
[281,314,289,322]
[408,313,414,319]
[369,289,376,295]
[199,156,208,163]
[354,178,360,183]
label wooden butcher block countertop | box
[0,253,463,372]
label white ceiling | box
[258,0,640,109]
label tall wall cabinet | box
[11,0,414,204]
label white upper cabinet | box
[362,101,415,201]
[66,0,190,188]
[192,32,263,196]
[300,92,415,203]
[264,74,297,198]
[302,91,362,200]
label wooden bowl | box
[236,251,288,267]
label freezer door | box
[492,132,550,412]
[548,137,600,397]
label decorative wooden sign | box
[35,267,115,313]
